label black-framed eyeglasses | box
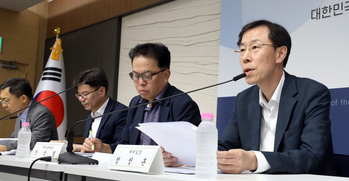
[75,87,100,99]
[0,99,11,106]
[234,42,277,55]
[129,69,167,82]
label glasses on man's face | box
[75,87,100,100]
[0,99,10,106]
[129,69,167,82]
[234,42,277,56]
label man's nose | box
[78,96,85,102]
[241,52,252,64]
[138,76,147,86]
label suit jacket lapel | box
[274,72,297,151]
[96,99,113,138]
[158,99,170,122]
[85,115,93,138]
[249,92,262,151]
[26,100,38,124]
[132,98,147,144]
[156,84,172,122]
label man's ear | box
[164,69,171,81]
[276,46,287,65]
[20,94,29,104]
[99,87,106,97]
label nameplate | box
[30,142,67,161]
[107,145,164,174]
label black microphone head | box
[233,73,246,81]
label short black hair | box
[129,43,171,69]
[237,20,292,67]
[73,68,109,92]
[0,78,33,100]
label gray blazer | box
[5,99,58,150]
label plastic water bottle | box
[16,122,32,158]
[195,113,218,179]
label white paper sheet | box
[0,149,16,155]
[0,138,18,150]
[136,121,197,166]
[92,152,113,163]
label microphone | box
[0,80,96,121]
[58,73,246,165]
[0,116,18,121]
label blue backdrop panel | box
[217,96,235,138]
[329,87,349,155]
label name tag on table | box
[30,142,67,161]
[108,145,164,174]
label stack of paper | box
[136,121,197,166]
[0,138,18,155]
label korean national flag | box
[34,38,67,140]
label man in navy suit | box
[217,20,335,175]
[73,68,127,153]
[88,43,201,166]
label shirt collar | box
[91,97,109,118]
[259,71,285,109]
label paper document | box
[0,149,16,155]
[92,152,113,163]
[0,138,18,149]
[164,166,196,174]
[136,121,197,166]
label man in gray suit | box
[0,78,58,151]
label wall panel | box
[47,0,169,38]
[118,0,221,121]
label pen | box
[89,130,95,151]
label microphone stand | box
[58,121,99,164]
[0,80,100,164]
[58,73,246,165]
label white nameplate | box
[30,142,67,161]
[107,145,164,174]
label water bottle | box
[16,122,32,158]
[195,113,218,179]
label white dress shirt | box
[90,98,109,138]
[252,72,285,173]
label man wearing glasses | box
[72,68,127,153]
[84,43,201,164]
[0,78,58,151]
[217,20,335,175]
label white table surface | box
[63,163,349,181]
[1,155,349,181]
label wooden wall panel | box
[27,1,49,87]
[47,0,170,38]
[0,2,48,137]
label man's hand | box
[81,138,112,153]
[161,147,183,167]
[217,149,257,174]
[81,137,101,153]
[0,145,8,151]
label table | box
[0,155,64,181]
[62,163,349,181]
[1,155,349,181]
